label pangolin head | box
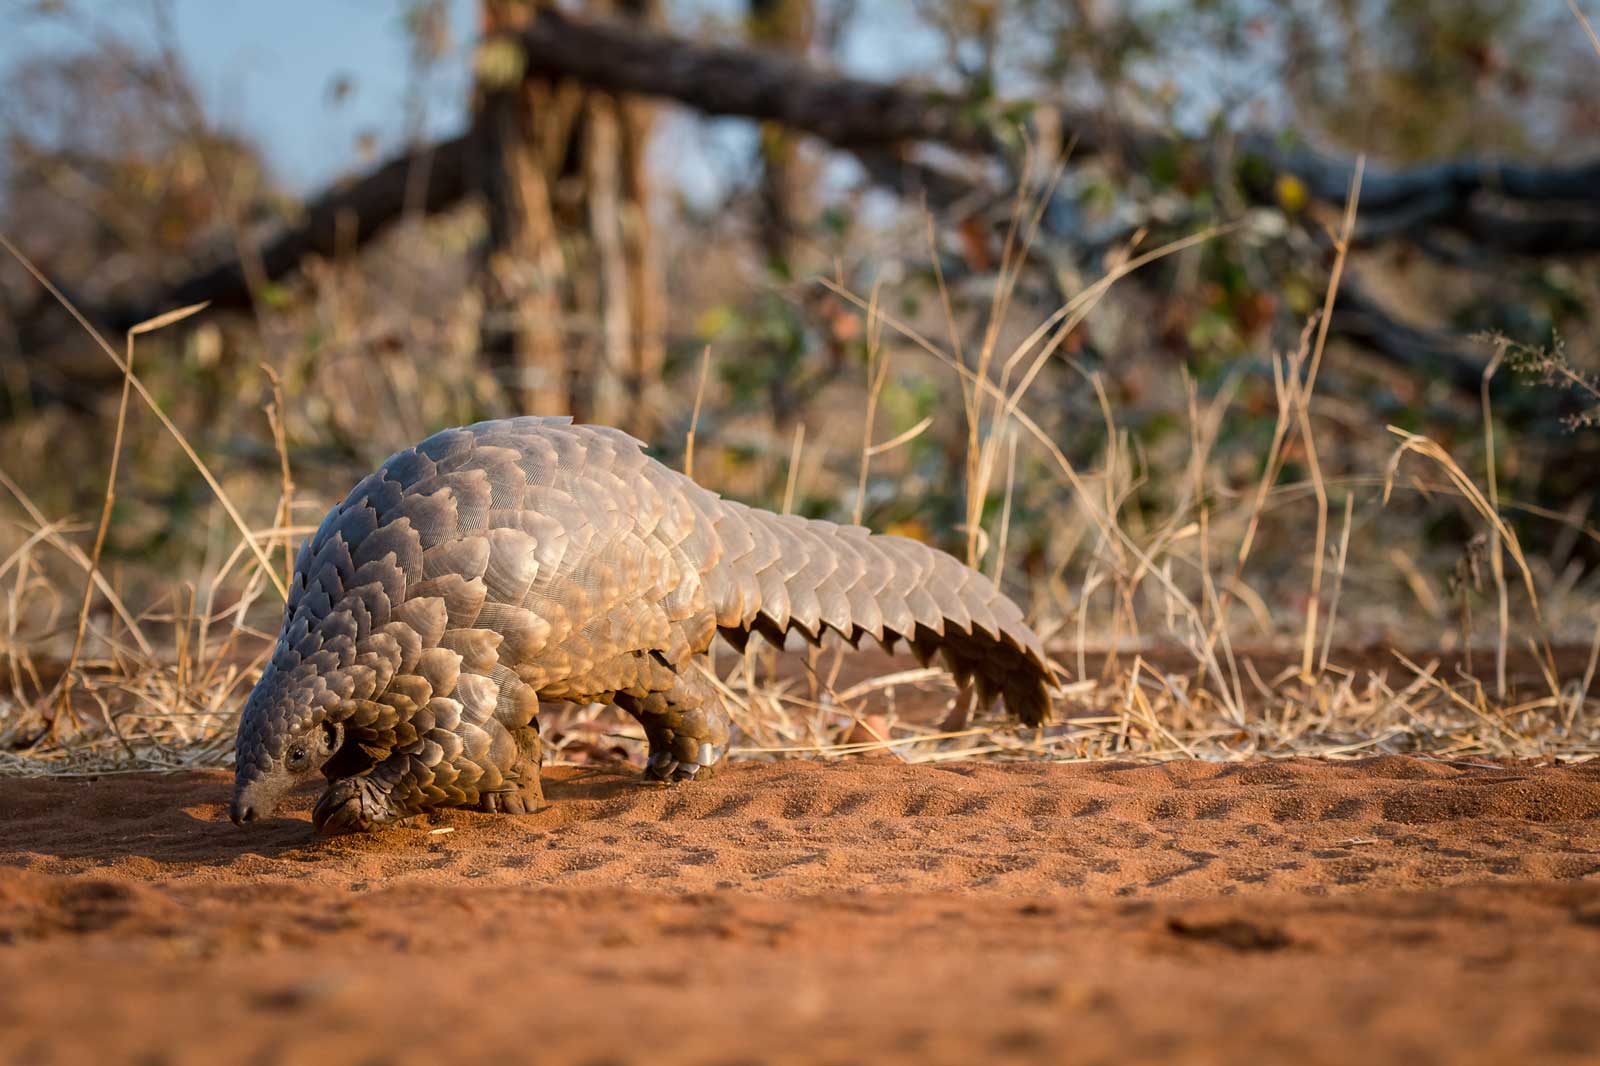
[230,664,343,827]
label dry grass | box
[3,161,1600,781]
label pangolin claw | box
[312,776,394,835]
[643,745,721,784]
[643,752,681,782]
[477,787,532,816]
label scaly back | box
[256,416,1054,741]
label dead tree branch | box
[114,130,480,330]
[515,7,994,153]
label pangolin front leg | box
[615,656,733,782]
[312,709,528,833]
[479,723,543,815]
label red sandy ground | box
[2,756,1600,1065]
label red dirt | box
[3,756,1600,1064]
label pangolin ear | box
[319,719,344,755]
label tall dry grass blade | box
[854,280,889,528]
[0,234,287,600]
[57,301,212,729]
[1481,341,1511,699]
[994,429,1019,584]
[683,345,713,480]
[1318,493,1356,675]
[1382,427,1558,694]
[129,302,212,337]
[864,416,934,458]
[1297,156,1363,678]
[1579,613,1600,726]
[782,423,805,516]
[1568,0,1600,58]
[0,466,152,656]
[261,364,297,586]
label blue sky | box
[6,0,478,191]
[2,1,944,197]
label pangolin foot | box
[477,779,542,815]
[312,776,394,835]
[643,742,723,784]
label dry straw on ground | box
[2,158,1598,781]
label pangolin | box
[230,417,1056,833]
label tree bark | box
[476,18,572,419]
[473,0,664,430]
[748,0,814,272]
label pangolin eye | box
[287,746,308,766]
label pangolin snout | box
[229,769,284,828]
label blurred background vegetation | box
[4,0,1600,704]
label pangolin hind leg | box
[614,657,733,782]
[313,703,527,833]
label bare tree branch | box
[512,10,1600,257]
[1266,142,1600,256]
[515,6,995,153]
[10,131,480,403]
[1268,145,1600,214]
[1330,280,1488,396]
[112,130,481,329]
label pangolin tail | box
[707,502,1057,726]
